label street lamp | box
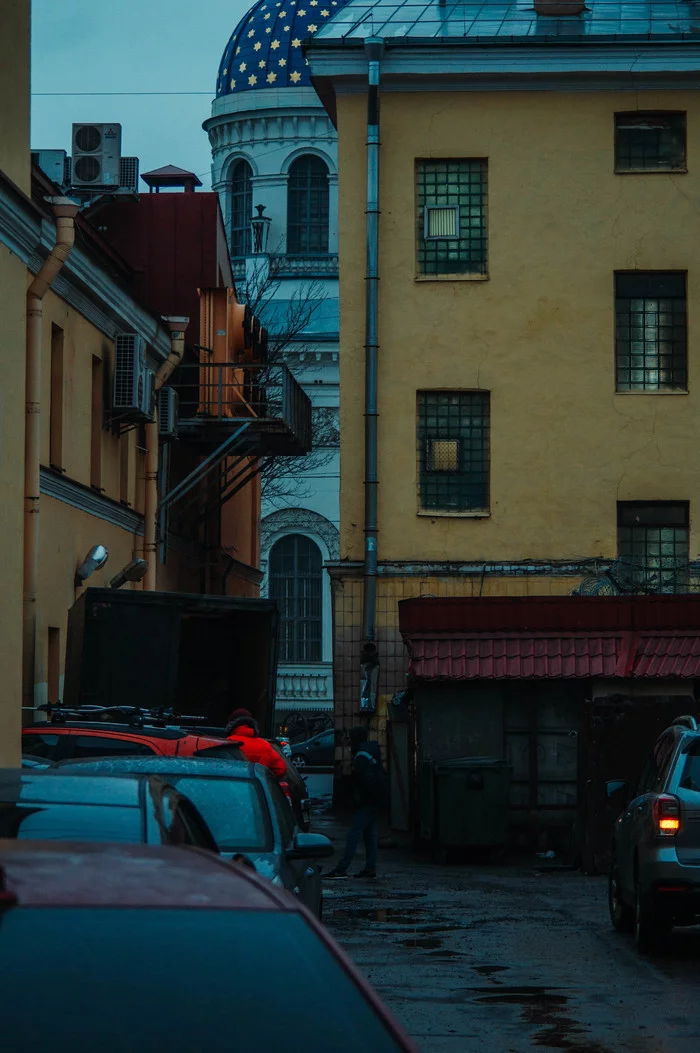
[109,558,149,590]
[74,545,109,587]
[251,204,271,254]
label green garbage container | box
[420,756,512,852]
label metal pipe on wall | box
[23,197,80,716]
[142,316,188,591]
[363,37,384,646]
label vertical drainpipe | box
[23,197,80,717]
[363,37,383,650]
[142,316,188,592]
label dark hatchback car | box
[291,728,336,769]
[0,840,417,1053]
[55,757,332,915]
[0,771,219,852]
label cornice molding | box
[40,467,143,536]
[261,508,340,559]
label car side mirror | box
[606,779,629,799]
[286,832,334,861]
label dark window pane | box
[22,733,60,759]
[167,776,272,853]
[417,160,487,276]
[1,910,406,1053]
[615,112,686,172]
[287,156,329,254]
[0,803,141,842]
[72,736,157,759]
[615,273,687,391]
[230,159,252,257]
[417,391,490,512]
[617,502,689,593]
[269,535,323,662]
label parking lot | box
[319,816,700,1053]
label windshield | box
[1,909,406,1053]
[0,803,142,842]
[167,776,272,852]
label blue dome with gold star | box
[216,0,345,96]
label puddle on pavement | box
[471,987,614,1052]
[473,964,509,977]
[401,936,443,950]
[332,907,428,924]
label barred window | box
[269,535,322,662]
[230,159,252,258]
[615,113,686,173]
[416,160,487,277]
[417,392,490,513]
[287,156,329,255]
[615,273,687,392]
[618,503,689,594]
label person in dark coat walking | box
[326,726,388,879]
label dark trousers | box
[337,805,378,874]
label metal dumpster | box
[420,756,512,853]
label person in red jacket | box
[225,709,287,780]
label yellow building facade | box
[309,11,700,733]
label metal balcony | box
[171,362,312,456]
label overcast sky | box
[31,0,251,189]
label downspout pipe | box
[363,37,383,647]
[23,197,80,716]
[142,316,188,592]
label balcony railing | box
[171,362,312,456]
[230,254,339,282]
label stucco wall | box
[336,88,700,565]
[0,0,30,194]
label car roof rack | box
[671,714,699,732]
[38,704,209,730]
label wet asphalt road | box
[316,817,700,1053]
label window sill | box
[417,509,490,519]
[615,168,687,175]
[614,389,689,396]
[416,273,489,283]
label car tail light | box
[653,794,681,836]
[279,780,292,801]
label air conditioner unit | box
[158,387,179,440]
[119,156,140,193]
[71,123,121,188]
[113,333,155,422]
[31,149,68,187]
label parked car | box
[22,717,245,763]
[291,728,336,769]
[21,755,51,769]
[0,771,219,852]
[54,756,332,915]
[0,840,417,1053]
[608,714,700,951]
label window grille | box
[416,160,487,276]
[615,113,686,173]
[617,502,689,594]
[230,160,252,258]
[417,392,490,512]
[287,156,329,255]
[615,272,687,392]
[269,534,322,662]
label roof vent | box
[534,0,586,13]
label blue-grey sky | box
[31,0,251,189]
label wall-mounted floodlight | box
[74,545,109,587]
[109,558,148,590]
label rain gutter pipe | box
[142,316,188,591]
[23,197,79,715]
[363,36,383,646]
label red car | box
[0,840,417,1053]
[22,720,243,762]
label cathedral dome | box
[216,0,345,98]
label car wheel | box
[608,860,634,933]
[634,879,670,953]
[292,755,307,769]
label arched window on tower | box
[230,159,252,257]
[269,535,323,662]
[287,156,329,255]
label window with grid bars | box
[269,535,322,662]
[416,160,487,277]
[617,503,689,594]
[230,159,252,258]
[287,156,329,255]
[417,392,490,513]
[615,113,686,173]
[615,272,687,392]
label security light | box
[74,545,109,587]
[109,558,148,590]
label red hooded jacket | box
[227,723,287,780]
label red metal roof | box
[633,634,700,678]
[406,633,624,680]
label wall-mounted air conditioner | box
[113,333,155,422]
[158,387,178,440]
[71,123,121,187]
[119,157,140,193]
[31,150,68,186]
